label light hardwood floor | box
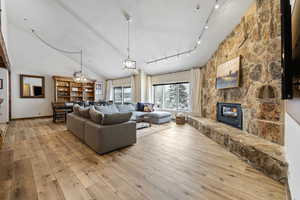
[0,118,285,200]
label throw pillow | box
[137,102,145,111]
[79,106,90,118]
[144,105,151,112]
[101,112,132,125]
[73,104,81,116]
[89,106,103,124]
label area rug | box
[137,123,172,138]
[136,122,150,130]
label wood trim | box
[52,75,96,82]
[8,70,11,121]
[11,115,53,121]
[0,31,10,70]
[20,74,45,98]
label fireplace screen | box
[222,106,238,118]
[217,103,242,129]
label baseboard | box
[11,115,53,120]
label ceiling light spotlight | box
[204,25,209,29]
[197,39,201,45]
[215,4,220,9]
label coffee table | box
[136,115,152,127]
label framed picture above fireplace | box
[216,56,240,89]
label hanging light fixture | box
[30,27,88,82]
[123,13,137,71]
[73,49,88,82]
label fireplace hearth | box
[217,103,243,129]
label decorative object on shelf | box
[20,74,45,98]
[123,11,137,72]
[176,113,186,125]
[0,79,3,89]
[146,0,221,64]
[216,56,240,89]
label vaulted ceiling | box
[6,0,253,79]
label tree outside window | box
[154,82,190,111]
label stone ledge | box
[187,115,287,184]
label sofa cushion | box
[73,104,81,116]
[147,111,171,119]
[79,106,90,118]
[95,104,119,114]
[89,106,103,124]
[137,102,155,111]
[102,112,132,125]
[116,104,136,113]
[136,102,145,111]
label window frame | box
[113,86,132,104]
[123,86,132,104]
[153,82,190,111]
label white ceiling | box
[6,0,253,79]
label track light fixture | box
[146,0,222,65]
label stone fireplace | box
[200,0,284,145]
[217,103,243,129]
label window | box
[113,87,132,103]
[123,87,132,103]
[113,87,123,103]
[153,82,190,111]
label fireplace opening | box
[217,103,242,129]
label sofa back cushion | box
[101,112,132,125]
[117,104,136,113]
[73,104,81,116]
[95,104,119,114]
[79,106,90,118]
[89,106,103,124]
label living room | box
[0,0,299,199]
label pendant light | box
[123,14,137,71]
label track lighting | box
[146,0,223,65]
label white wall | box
[11,71,53,119]
[285,98,300,200]
[7,22,105,119]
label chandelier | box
[123,13,137,71]
[73,49,88,82]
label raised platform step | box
[187,116,287,184]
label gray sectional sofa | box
[67,105,136,154]
[66,103,171,154]
[116,103,172,124]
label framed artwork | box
[0,79,3,89]
[216,56,240,89]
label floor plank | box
[0,118,285,200]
